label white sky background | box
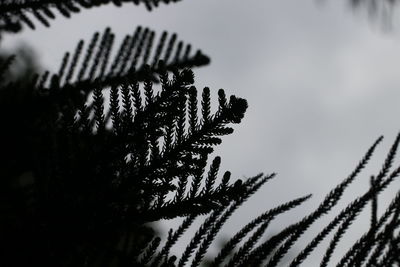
[4,0,400,265]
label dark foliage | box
[349,0,400,12]
[0,0,183,32]
[1,1,400,267]
[347,0,400,24]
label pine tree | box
[1,1,400,267]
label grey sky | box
[3,0,400,265]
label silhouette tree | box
[1,1,400,267]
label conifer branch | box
[266,136,382,267]
[38,28,209,99]
[0,0,183,32]
[210,194,311,267]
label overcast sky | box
[3,0,400,265]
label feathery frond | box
[0,0,183,32]
[39,27,209,95]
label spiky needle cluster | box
[1,1,400,267]
[0,0,182,32]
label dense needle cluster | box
[1,1,400,267]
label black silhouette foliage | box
[1,1,400,267]
[0,0,182,32]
